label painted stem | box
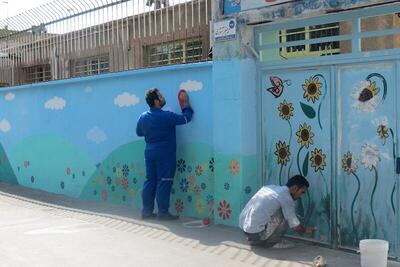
[351,172,361,243]
[305,189,312,225]
[390,128,395,165]
[296,145,304,175]
[366,73,387,102]
[287,161,293,181]
[288,120,293,147]
[391,182,396,214]
[286,120,293,182]
[319,170,331,223]
[279,164,284,186]
[314,74,327,130]
[389,128,396,214]
[371,166,378,237]
[320,170,328,195]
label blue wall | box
[0,61,261,226]
[0,62,217,220]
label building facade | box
[0,0,210,86]
[0,0,400,259]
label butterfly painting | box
[266,76,291,98]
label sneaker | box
[141,213,157,220]
[272,240,296,249]
[158,213,179,221]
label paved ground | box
[0,182,399,267]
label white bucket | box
[359,239,389,267]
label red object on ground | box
[178,89,189,110]
[202,217,210,225]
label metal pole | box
[64,0,80,53]
[71,0,85,51]
[58,0,74,54]
[30,8,46,62]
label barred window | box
[146,38,203,67]
[71,55,109,78]
[25,65,51,83]
[280,23,340,58]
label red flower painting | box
[175,199,184,213]
[218,200,231,220]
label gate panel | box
[337,62,397,252]
[262,67,332,243]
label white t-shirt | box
[239,185,300,233]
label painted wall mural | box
[262,61,398,253]
[211,59,259,227]
[241,0,290,11]
[263,68,332,243]
[0,63,218,221]
[224,0,388,17]
[337,63,396,251]
[0,60,260,228]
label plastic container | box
[359,239,389,267]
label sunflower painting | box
[341,151,360,243]
[274,141,290,166]
[373,117,390,141]
[342,151,358,175]
[278,100,294,120]
[310,148,326,172]
[377,124,389,140]
[373,117,396,214]
[352,73,387,113]
[296,123,314,148]
[352,80,380,112]
[275,140,290,185]
[277,100,295,184]
[302,76,322,103]
[311,147,329,222]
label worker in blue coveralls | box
[136,88,194,220]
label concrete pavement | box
[0,182,399,267]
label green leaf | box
[300,102,316,119]
[302,151,309,177]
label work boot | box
[158,213,179,221]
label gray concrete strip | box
[0,182,399,267]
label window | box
[25,65,51,83]
[146,38,203,67]
[72,55,109,77]
[279,23,340,58]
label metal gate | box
[256,2,400,257]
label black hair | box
[286,175,309,188]
[145,88,160,107]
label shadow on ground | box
[1,182,399,267]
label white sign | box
[214,18,236,42]
[241,0,289,11]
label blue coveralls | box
[136,106,194,216]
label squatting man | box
[239,175,316,247]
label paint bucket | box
[359,239,388,267]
